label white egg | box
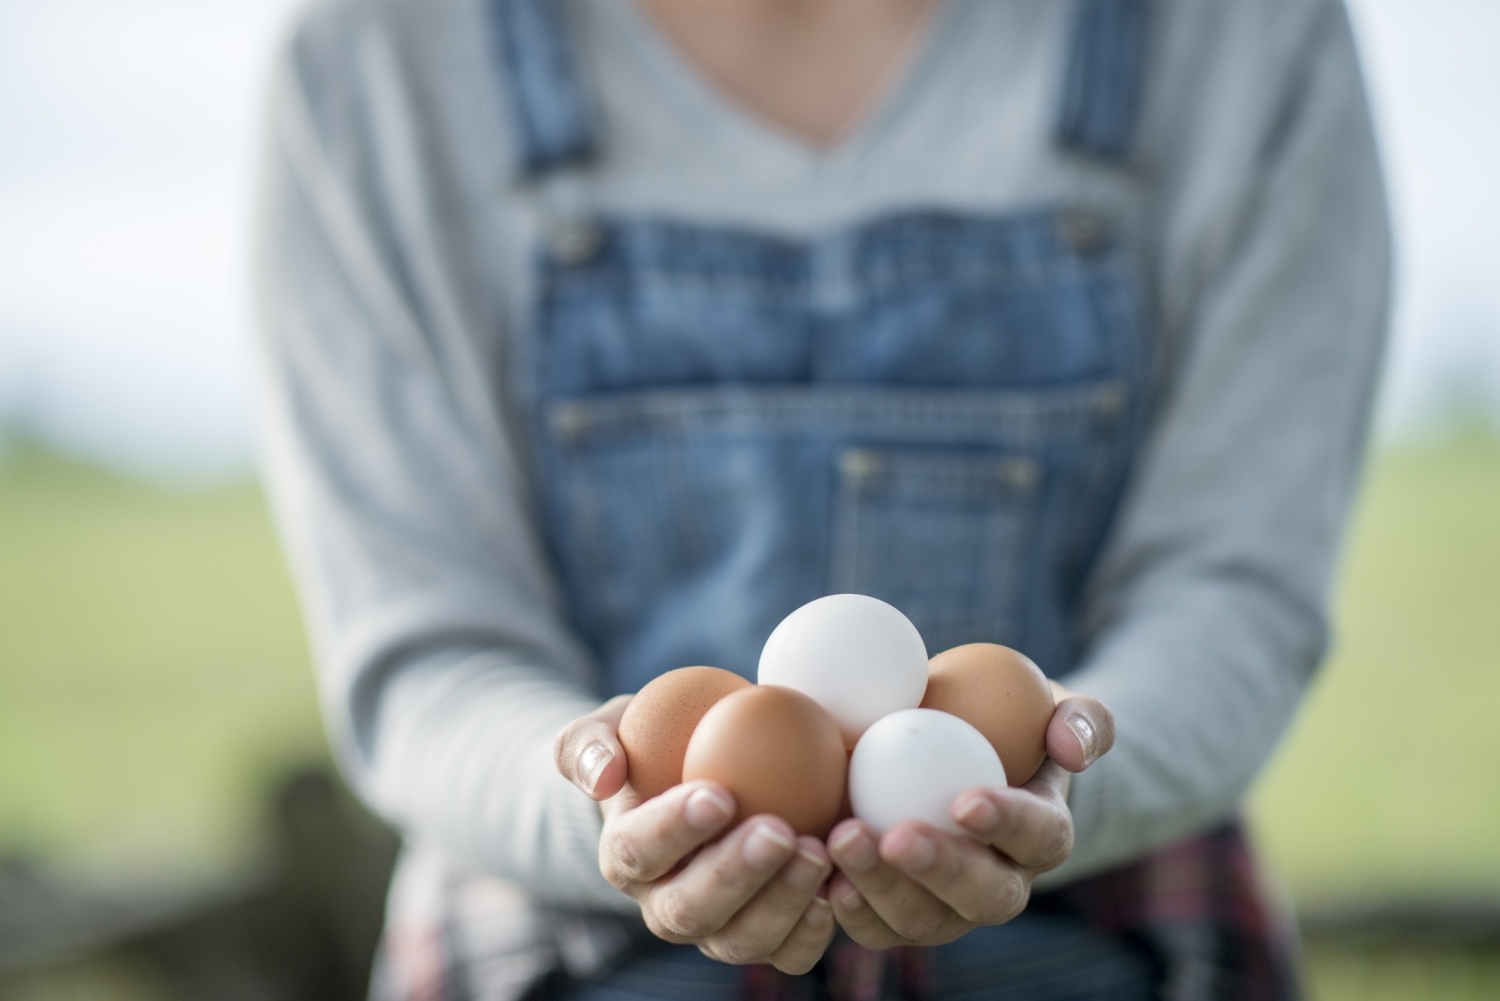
[848,708,1007,836]
[757,594,929,746]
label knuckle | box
[599,851,631,891]
[996,803,1031,844]
[644,911,691,944]
[705,846,757,895]
[696,943,737,967]
[847,922,902,950]
[859,863,903,897]
[803,900,835,931]
[962,893,1015,926]
[954,901,989,925]
[761,877,812,918]
[706,936,763,967]
[773,935,826,977]
[950,878,1005,924]
[994,894,1026,925]
[1040,812,1074,866]
[932,846,970,885]
[774,954,819,977]
[890,907,947,943]
[606,838,648,885]
[978,873,1030,925]
[655,892,713,939]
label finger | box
[704,836,832,966]
[879,822,1030,926]
[950,772,1073,870]
[554,694,633,799]
[642,815,799,939]
[766,896,837,975]
[827,872,905,950]
[600,780,736,889]
[1046,692,1114,772]
[827,820,966,944]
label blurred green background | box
[2,430,1497,999]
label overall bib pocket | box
[541,381,1127,687]
[832,447,1042,654]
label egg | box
[757,594,929,748]
[617,666,751,801]
[848,708,1006,836]
[921,644,1055,786]
[682,684,847,837]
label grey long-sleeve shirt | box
[255,0,1388,910]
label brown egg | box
[921,644,1055,786]
[682,685,847,837]
[834,750,854,825]
[617,666,751,802]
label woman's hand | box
[555,697,838,974]
[825,685,1113,948]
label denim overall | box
[496,0,1159,997]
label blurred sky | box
[1,0,1498,478]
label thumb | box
[554,694,632,800]
[1045,681,1115,773]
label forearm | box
[1037,0,1389,884]
[1038,577,1318,886]
[353,649,634,910]
[254,26,629,908]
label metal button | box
[840,449,883,480]
[551,402,590,442]
[546,217,603,266]
[999,457,1040,490]
[1058,209,1111,256]
[1096,383,1128,417]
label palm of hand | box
[555,685,1112,968]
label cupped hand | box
[554,697,838,974]
[825,684,1113,948]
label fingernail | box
[1067,715,1098,765]
[577,742,613,794]
[684,787,734,830]
[829,826,878,873]
[805,896,833,926]
[836,885,864,911]
[786,846,829,889]
[744,823,796,870]
[955,793,999,832]
[890,832,936,871]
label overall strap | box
[490,0,599,176]
[1056,0,1151,159]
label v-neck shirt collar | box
[594,0,967,181]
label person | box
[254,0,1389,997]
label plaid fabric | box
[739,819,1300,1001]
[1034,820,1302,1001]
[374,821,1298,1001]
